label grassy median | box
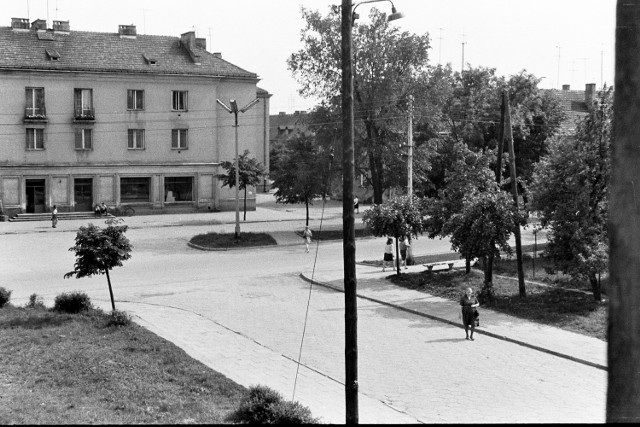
[0,305,245,424]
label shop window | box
[164,176,193,202]
[120,177,150,202]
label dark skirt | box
[383,253,393,261]
[462,308,476,326]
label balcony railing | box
[24,107,47,122]
[74,107,95,121]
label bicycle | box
[109,205,135,217]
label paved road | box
[0,197,606,423]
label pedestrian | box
[51,205,58,228]
[100,202,108,216]
[460,287,480,341]
[302,226,312,253]
[382,237,393,272]
[353,196,359,214]
[399,235,410,269]
[94,203,101,217]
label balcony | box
[23,107,47,123]
[73,107,95,122]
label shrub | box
[226,385,318,424]
[53,291,92,314]
[106,309,132,327]
[0,287,12,308]
[25,293,46,309]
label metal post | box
[407,95,413,198]
[234,112,240,239]
[342,0,358,423]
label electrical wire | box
[291,147,334,402]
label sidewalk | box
[301,262,607,371]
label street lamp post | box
[342,1,403,423]
[216,98,260,239]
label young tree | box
[529,87,612,301]
[362,195,425,275]
[218,149,266,221]
[288,6,431,204]
[64,218,133,311]
[271,131,333,226]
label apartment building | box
[0,18,270,216]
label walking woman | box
[460,287,479,340]
[51,205,58,228]
[382,237,393,272]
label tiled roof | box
[544,88,590,134]
[0,26,257,79]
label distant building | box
[548,83,599,134]
[0,18,270,216]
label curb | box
[299,273,607,372]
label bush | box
[0,287,12,308]
[226,385,318,424]
[25,293,46,309]
[54,291,92,314]
[106,309,132,327]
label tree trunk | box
[589,272,602,302]
[105,269,116,311]
[369,153,384,205]
[483,255,494,284]
[243,188,247,221]
[395,237,400,275]
[305,200,309,227]
[465,258,471,274]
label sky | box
[2,0,616,113]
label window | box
[164,177,193,202]
[74,89,94,119]
[26,128,44,150]
[75,129,93,150]
[172,91,188,111]
[25,87,45,118]
[127,89,144,110]
[120,177,150,202]
[171,129,188,149]
[128,129,145,149]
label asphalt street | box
[0,195,607,423]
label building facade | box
[0,18,270,217]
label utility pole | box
[503,91,526,297]
[407,95,413,197]
[438,27,444,64]
[341,1,358,423]
[556,46,561,89]
[461,32,466,73]
[608,0,640,421]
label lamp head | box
[388,7,404,22]
[229,99,238,113]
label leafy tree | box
[218,150,266,221]
[362,195,425,275]
[529,87,612,301]
[64,218,133,311]
[271,131,333,226]
[288,6,431,204]
[445,186,525,301]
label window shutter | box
[75,129,82,149]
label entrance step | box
[9,212,115,222]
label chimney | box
[11,18,29,30]
[31,19,47,31]
[180,31,201,64]
[118,24,137,38]
[562,84,570,91]
[53,20,70,33]
[585,83,596,105]
[195,37,206,50]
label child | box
[383,237,393,272]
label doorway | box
[26,179,46,213]
[74,178,93,211]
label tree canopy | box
[218,149,266,221]
[529,87,612,301]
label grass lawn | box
[190,232,277,249]
[0,305,246,424]
[364,248,607,341]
